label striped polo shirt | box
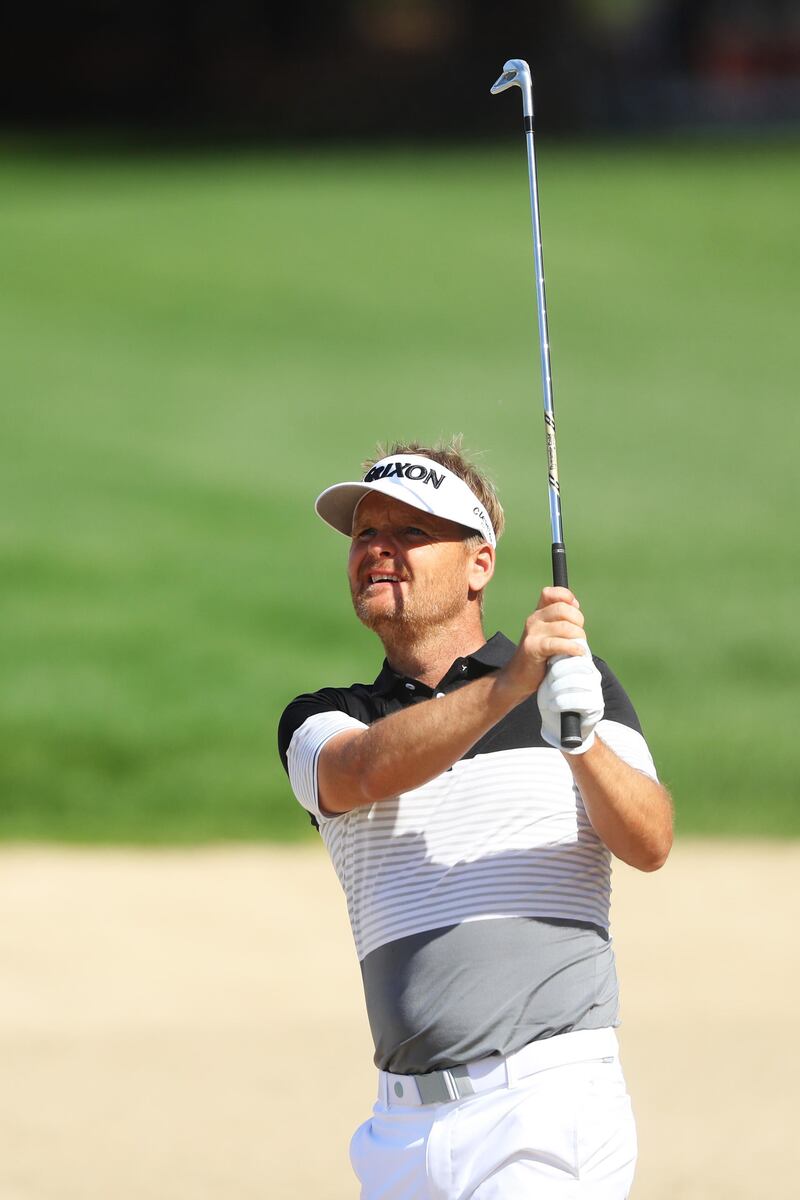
[278,633,657,1073]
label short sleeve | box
[285,710,368,823]
[596,718,658,781]
[278,684,377,830]
[593,656,658,781]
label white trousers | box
[349,1030,637,1199]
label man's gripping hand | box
[499,586,603,755]
[537,641,604,755]
[500,587,588,703]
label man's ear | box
[467,543,495,598]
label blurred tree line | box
[4,0,799,138]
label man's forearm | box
[320,670,526,811]
[567,736,673,871]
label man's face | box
[347,494,479,637]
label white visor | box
[315,454,496,547]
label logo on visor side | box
[363,462,445,489]
[473,506,491,535]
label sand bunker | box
[0,843,797,1199]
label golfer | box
[278,438,672,1199]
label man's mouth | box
[364,573,406,588]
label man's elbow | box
[638,844,671,872]
[639,787,674,871]
[637,825,673,872]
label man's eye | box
[406,527,428,537]
[355,528,376,539]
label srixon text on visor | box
[363,462,445,488]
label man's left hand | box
[537,642,604,755]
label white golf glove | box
[537,641,604,755]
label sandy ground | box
[0,842,797,1200]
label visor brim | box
[314,480,488,542]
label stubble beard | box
[351,580,466,646]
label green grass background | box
[1,142,797,841]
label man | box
[278,439,672,1199]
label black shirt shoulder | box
[277,683,379,773]
[594,657,643,735]
[276,644,644,776]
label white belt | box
[378,1027,618,1108]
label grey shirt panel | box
[361,916,619,1075]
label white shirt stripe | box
[286,713,658,961]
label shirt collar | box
[371,631,516,699]
[468,631,517,668]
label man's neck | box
[379,618,487,689]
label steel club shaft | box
[491,59,582,750]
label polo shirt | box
[278,633,657,1074]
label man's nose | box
[365,530,398,555]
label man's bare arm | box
[567,737,673,872]
[319,671,522,813]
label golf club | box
[491,58,583,750]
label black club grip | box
[551,542,568,590]
[550,542,582,750]
[560,711,583,749]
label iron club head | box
[490,59,533,117]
